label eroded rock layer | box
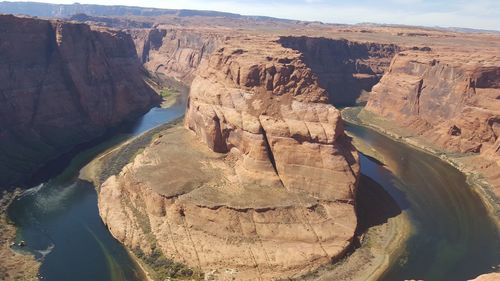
[0,15,159,188]
[99,36,360,280]
[365,49,500,195]
[185,37,359,199]
[130,28,223,83]
[366,50,500,156]
[278,36,400,106]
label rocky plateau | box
[94,18,500,281]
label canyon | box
[364,49,500,199]
[0,14,159,188]
[96,23,500,280]
[0,4,499,281]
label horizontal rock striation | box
[278,36,400,106]
[99,36,360,280]
[0,15,159,188]
[130,28,223,83]
[366,50,500,156]
[365,50,500,197]
[185,37,359,199]
[99,125,358,280]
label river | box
[6,105,499,281]
[344,108,499,281]
[7,101,185,281]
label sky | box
[13,0,500,30]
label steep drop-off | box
[278,36,400,106]
[0,15,159,188]
[130,28,223,83]
[98,36,360,280]
[365,49,500,196]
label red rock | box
[0,15,159,187]
[185,37,359,199]
[366,50,500,156]
[130,28,222,83]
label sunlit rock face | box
[366,50,500,157]
[99,35,360,280]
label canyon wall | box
[366,50,500,156]
[365,49,500,195]
[278,36,400,106]
[130,28,224,83]
[98,36,360,280]
[0,15,159,188]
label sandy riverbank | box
[0,190,39,281]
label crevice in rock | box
[415,78,424,115]
[260,122,285,188]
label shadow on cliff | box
[355,173,404,236]
[277,36,400,107]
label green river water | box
[6,106,499,281]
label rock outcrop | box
[185,37,359,198]
[0,15,159,188]
[470,272,500,281]
[278,36,400,106]
[98,36,359,280]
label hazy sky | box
[14,0,500,30]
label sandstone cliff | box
[366,50,499,155]
[130,28,223,83]
[98,36,360,280]
[365,49,500,195]
[185,37,359,198]
[0,15,159,188]
[278,36,400,106]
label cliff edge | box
[365,49,500,199]
[0,15,159,188]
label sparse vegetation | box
[132,247,204,281]
[93,118,184,187]
[160,88,174,99]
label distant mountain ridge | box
[356,22,500,35]
[0,1,296,22]
[1,1,498,34]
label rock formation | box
[98,36,360,280]
[130,28,223,83]
[0,15,159,188]
[366,50,499,154]
[279,36,400,106]
[185,37,359,197]
[365,49,500,195]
